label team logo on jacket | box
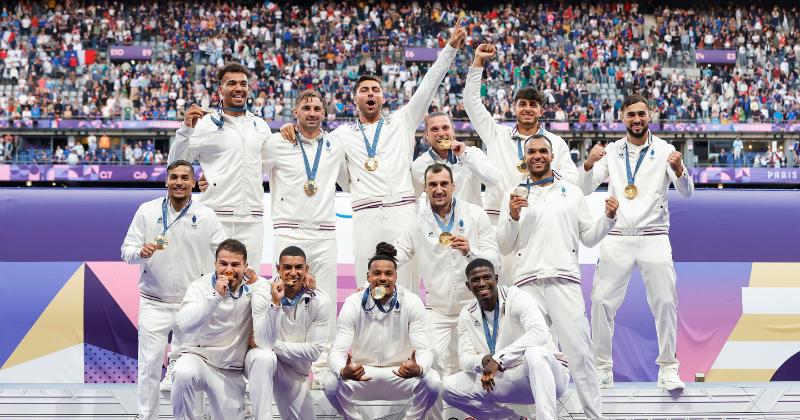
[191,215,198,228]
[649,148,656,160]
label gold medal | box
[624,184,638,200]
[371,285,387,300]
[516,160,528,173]
[438,138,452,149]
[303,180,317,196]
[439,232,454,246]
[513,185,529,200]
[154,234,168,250]
[365,157,379,171]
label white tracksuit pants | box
[519,278,604,420]
[137,298,182,420]
[221,218,264,272]
[352,204,416,292]
[426,309,459,420]
[171,353,245,420]
[245,347,316,420]
[443,347,569,420]
[324,366,441,420]
[273,231,337,368]
[591,235,679,372]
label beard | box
[626,125,648,138]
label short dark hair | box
[352,74,382,96]
[295,89,327,110]
[424,163,454,183]
[524,134,552,151]
[622,94,649,111]
[369,242,397,270]
[216,62,252,83]
[513,87,546,107]
[424,111,452,130]
[278,246,307,263]
[215,239,247,262]
[465,258,495,278]
[166,159,194,177]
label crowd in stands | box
[0,1,799,126]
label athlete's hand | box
[448,17,467,49]
[215,274,230,296]
[584,143,606,171]
[139,243,157,258]
[280,123,298,144]
[303,272,317,290]
[198,175,208,192]
[183,104,205,128]
[667,151,684,177]
[605,196,619,219]
[451,139,466,156]
[244,266,258,285]
[341,353,372,381]
[451,235,470,256]
[473,43,496,67]
[393,350,423,379]
[509,193,528,221]
[270,277,285,306]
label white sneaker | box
[597,368,614,388]
[160,360,175,392]
[657,366,685,390]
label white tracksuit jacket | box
[411,146,501,208]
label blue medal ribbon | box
[360,287,398,313]
[433,199,457,235]
[209,106,249,129]
[428,148,457,165]
[624,132,652,186]
[358,119,384,160]
[519,176,555,192]
[481,301,500,354]
[161,198,192,235]
[298,133,324,185]
[281,287,306,307]
[512,125,545,161]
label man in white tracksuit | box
[411,112,500,207]
[578,94,693,390]
[330,20,466,291]
[394,162,499,419]
[171,239,282,420]
[464,43,578,287]
[497,135,619,419]
[121,160,227,420]
[245,246,333,419]
[325,243,441,420]
[262,89,347,378]
[443,259,570,420]
[169,62,271,270]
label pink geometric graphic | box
[86,262,141,326]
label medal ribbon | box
[625,132,652,186]
[298,133,324,184]
[520,176,555,192]
[512,125,545,161]
[361,287,398,313]
[210,273,247,300]
[358,118,384,160]
[428,148,457,165]
[433,199,457,234]
[481,301,500,354]
[281,287,307,307]
[161,198,192,235]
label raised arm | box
[578,142,610,195]
[177,281,221,334]
[577,194,617,248]
[251,279,283,349]
[120,204,148,265]
[472,210,501,267]
[666,146,694,198]
[496,192,523,255]
[464,44,506,149]
[458,145,501,190]
[168,105,205,163]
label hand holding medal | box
[214,274,231,296]
[139,243,158,259]
[450,235,471,256]
[509,191,529,221]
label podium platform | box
[1,382,799,419]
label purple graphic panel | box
[84,344,137,383]
[695,50,737,64]
[108,45,153,61]
[403,47,440,62]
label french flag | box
[78,49,97,66]
[1,31,15,44]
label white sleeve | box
[168,123,198,163]
[120,204,147,265]
[328,299,357,378]
[471,210,500,268]
[251,280,283,349]
[457,311,486,374]
[666,145,694,197]
[261,134,278,175]
[393,228,416,268]
[407,298,434,373]
[492,291,550,370]
[464,67,505,149]
[274,293,333,364]
[495,193,520,255]
[208,214,228,257]
[396,44,457,132]
[459,147,501,189]
[577,194,616,248]
[177,282,222,334]
[411,154,433,197]
[552,137,578,185]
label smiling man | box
[121,160,227,420]
[411,112,500,207]
[443,259,569,420]
[325,243,440,420]
[245,246,332,419]
[169,62,271,271]
[579,94,694,390]
[497,135,618,419]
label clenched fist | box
[584,143,606,171]
[605,196,619,219]
[183,104,206,128]
[667,151,684,177]
[473,43,497,67]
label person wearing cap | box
[497,135,618,419]
[324,243,441,420]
